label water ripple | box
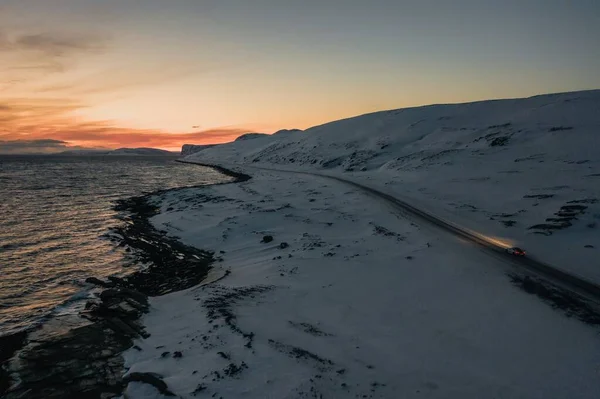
[0,155,228,336]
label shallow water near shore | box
[0,155,229,337]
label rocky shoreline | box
[0,166,251,399]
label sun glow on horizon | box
[1,1,598,153]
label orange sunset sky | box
[1,1,598,153]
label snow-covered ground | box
[123,169,600,398]
[186,90,600,283]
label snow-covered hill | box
[186,90,600,281]
[180,144,216,157]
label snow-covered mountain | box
[234,133,269,141]
[180,144,216,156]
[186,90,600,281]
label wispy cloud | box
[13,33,105,57]
[0,30,106,77]
[0,138,94,154]
[0,96,248,150]
[0,23,252,151]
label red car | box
[506,247,526,256]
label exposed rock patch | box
[0,180,229,398]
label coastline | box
[120,164,600,398]
[0,166,247,398]
[175,159,252,183]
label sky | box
[1,0,598,153]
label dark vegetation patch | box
[371,224,405,241]
[523,194,554,199]
[501,220,516,227]
[288,321,334,337]
[203,285,274,348]
[492,211,525,218]
[509,274,600,326]
[490,136,510,146]
[268,340,334,370]
[223,362,248,378]
[528,202,592,234]
[488,123,512,129]
[301,233,327,250]
[567,199,598,204]
[549,126,573,132]
[514,153,545,163]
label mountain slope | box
[186,90,600,281]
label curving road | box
[182,160,600,306]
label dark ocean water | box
[0,155,228,337]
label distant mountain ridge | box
[107,148,175,156]
[181,129,303,156]
[59,147,176,156]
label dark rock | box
[406,256,414,260]
[123,372,176,396]
[85,277,113,288]
[261,235,274,243]
[0,331,28,393]
[193,383,207,394]
[173,351,183,358]
[2,183,221,398]
[279,242,290,249]
[584,245,594,249]
[107,276,127,286]
[161,351,170,358]
[100,288,148,306]
[490,136,509,146]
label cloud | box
[0,27,252,151]
[0,139,74,154]
[14,33,105,57]
[47,126,250,151]
[0,30,107,81]
[0,96,248,150]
